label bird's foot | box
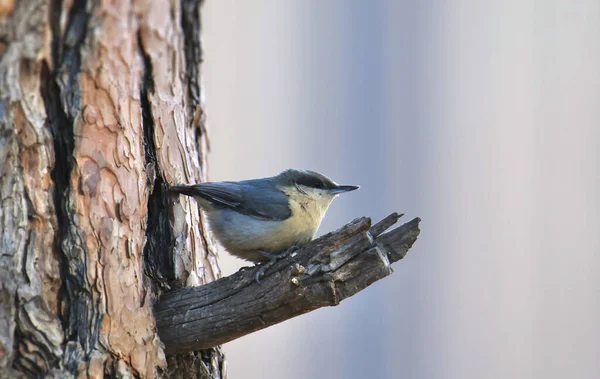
[255,246,300,284]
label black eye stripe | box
[289,171,335,190]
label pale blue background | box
[203,1,600,378]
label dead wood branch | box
[154,213,421,355]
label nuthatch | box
[170,169,359,282]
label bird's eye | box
[312,180,324,189]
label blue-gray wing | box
[170,180,291,221]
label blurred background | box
[202,1,600,378]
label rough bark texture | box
[0,0,223,377]
[155,214,421,354]
[0,2,61,377]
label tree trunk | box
[0,0,224,377]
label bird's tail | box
[169,185,200,197]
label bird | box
[170,169,359,282]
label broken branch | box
[154,213,421,355]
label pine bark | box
[0,0,224,377]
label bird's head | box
[276,169,359,210]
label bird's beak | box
[329,185,360,194]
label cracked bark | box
[0,0,222,378]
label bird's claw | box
[254,246,300,284]
[254,263,271,284]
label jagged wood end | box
[154,213,421,355]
